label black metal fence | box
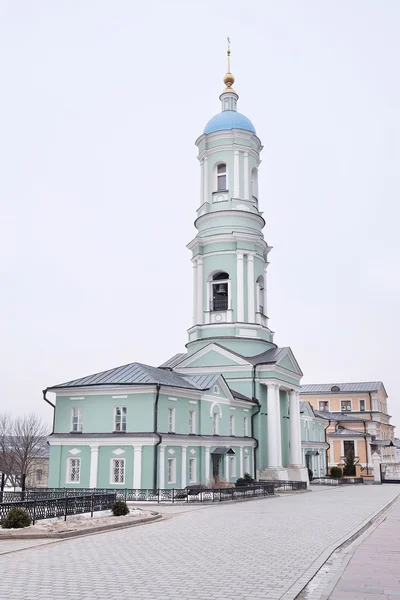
[0,492,116,525]
[311,477,364,485]
[258,480,307,491]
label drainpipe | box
[363,420,369,475]
[251,363,262,479]
[153,384,162,490]
[324,419,331,476]
[43,389,56,434]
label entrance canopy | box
[211,447,235,455]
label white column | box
[196,256,203,324]
[200,159,204,205]
[239,447,244,477]
[203,156,208,204]
[275,385,282,468]
[234,150,240,198]
[372,452,381,484]
[89,445,99,488]
[243,152,249,200]
[159,446,165,489]
[181,447,187,489]
[225,454,230,481]
[289,390,302,467]
[236,252,244,322]
[252,447,256,478]
[267,384,278,468]
[205,447,210,482]
[263,263,268,316]
[247,254,255,322]
[192,259,197,325]
[133,446,142,489]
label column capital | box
[90,444,100,452]
[197,256,204,265]
[236,252,244,260]
[247,254,254,262]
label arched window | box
[211,272,229,311]
[251,167,258,198]
[217,164,227,191]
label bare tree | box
[0,413,49,488]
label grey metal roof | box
[230,389,256,404]
[48,362,202,391]
[210,447,235,455]
[300,382,383,394]
[246,347,287,365]
[313,410,366,423]
[330,427,370,438]
[370,440,395,447]
[159,353,187,369]
[181,374,220,390]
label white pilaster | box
[244,152,249,200]
[192,259,197,325]
[234,150,240,198]
[252,447,256,478]
[203,156,208,204]
[225,454,230,481]
[263,263,268,316]
[275,385,282,468]
[236,252,244,322]
[196,256,203,324]
[239,447,244,478]
[200,159,204,205]
[267,383,278,468]
[205,447,210,482]
[181,447,187,488]
[159,446,165,489]
[247,254,255,322]
[133,446,142,489]
[89,445,99,488]
[289,390,302,467]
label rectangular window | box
[319,401,329,412]
[213,412,218,435]
[168,408,175,433]
[189,457,196,483]
[243,417,249,436]
[243,454,250,475]
[359,399,366,412]
[343,440,355,459]
[341,400,352,411]
[229,455,236,478]
[111,458,125,484]
[217,164,227,191]
[67,458,80,483]
[71,407,82,432]
[114,407,127,432]
[167,458,176,484]
[229,415,235,436]
[189,410,195,434]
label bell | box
[216,284,227,294]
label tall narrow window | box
[359,399,366,412]
[111,459,125,484]
[211,272,229,311]
[243,454,250,475]
[168,408,175,433]
[319,401,329,412]
[114,407,127,432]
[213,412,219,435]
[251,167,258,198]
[67,458,80,483]
[230,415,235,436]
[189,410,195,434]
[71,407,82,432]
[189,457,196,483]
[243,416,249,437]
[217,163,227,191]
[167,458,176,483]
[229,455,236,478]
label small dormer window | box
[217,164,227,191]
[211,272,229,311]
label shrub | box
[1,508,31,529]
[343,452,356,477]
[330,466,343,478]
[308,468,313,482]
[235,473,256,487]
[111,500,129,516]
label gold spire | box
[223,36,236,93]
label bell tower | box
[187,42,275,357]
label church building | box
[45,48,308,489]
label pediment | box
[276,348,303,376]
[176,344,250,369]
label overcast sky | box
[1,1,399,430]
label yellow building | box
[300,382,395,475]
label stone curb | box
[280,491,400,600]
[0,513,162,540]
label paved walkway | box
[329,494,400,599]
[0,486,398,600]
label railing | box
[211,298,228,311]
[258,480,307,491]
[311,477,363,485]
[0,492,116,525]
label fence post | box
[33,497,36,525]
[64,494,68,521]
[158,488,160,504]
[172,489,175,504]
[91,492,94,517]
[124,488,127,502]
[219,488,222,502]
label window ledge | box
[113,431,127,434]
[70,431,82,434]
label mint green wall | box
[142,445,154,488]
[163,445,182,488]
[56,445,91,488]
[48,445,62,487]
[97,447,134,488]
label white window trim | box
[243,416,249,437]
[213,385,219,394]
[189,457,196,483]
[209,279,231,313]
[110,458,125,485]
[230,414,235,436]
[340,399,353,412]
[167,457,176,484]
[229,455,236,478]
[66,457,81,484]
[189,409,196,434]
[359,399,366,411]
[215,162,228,192]
[318,400,330,412]
[168,407,176,433]
[71,407,82,433]
[113,406,127,432]
[213,412,219,435]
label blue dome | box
[204,110,256,135]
